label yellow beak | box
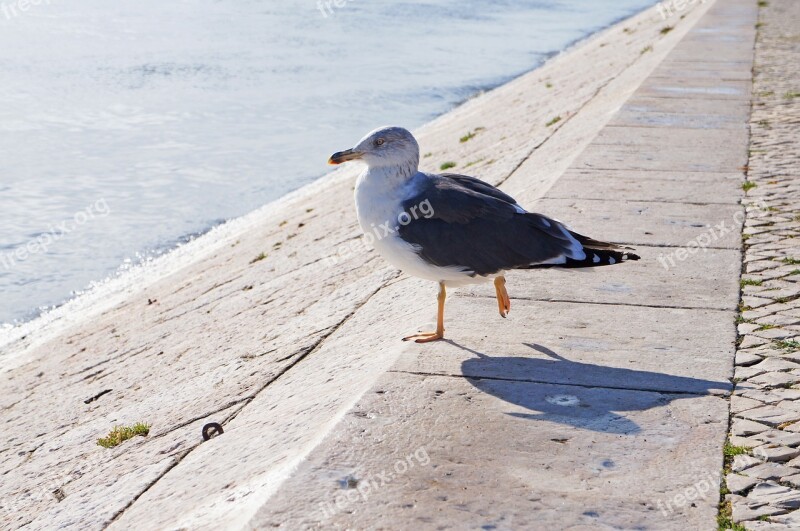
[328,149,363,165]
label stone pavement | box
[0,3,716,529]
[722,0,800,529]
[0,0,774,528]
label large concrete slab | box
[666,45,758,66]
[464,246,742,311]
[547,171,742,204]
[610,108,749,130]
[637,76,752,101]
[648,66,754,81]
[618,94,751,117]
[250,372,728,530]
[571,141,747,173]
[530,197,743,249]
[394,298,733,395]
[660,59,753,72]
[593,124,749,147]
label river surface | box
[0,0,654,326]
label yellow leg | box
[403,282,446,343]
[494,276,510,318]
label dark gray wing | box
[440,173,518,205]
[397,173,587,276]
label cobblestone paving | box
[724,0,800,528]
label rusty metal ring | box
[202,422,224,441]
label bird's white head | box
[328,126,419,175]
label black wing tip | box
[551,248,640,269]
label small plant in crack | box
[459,131,476,143]
[775,340,800,352]
[97,423,150,448]
[723,441,751,461]
[740,279,763,287]
[717,503,747,531]
[250,252,268,264]
[459,127,485,143]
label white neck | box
[356,163,415,197]
[354,165,417,235]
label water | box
[0,0,654,326]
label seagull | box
[329,126,640,343]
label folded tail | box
[522,230,640,269]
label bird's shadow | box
[448,341,730,435]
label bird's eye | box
[375,138,385,146]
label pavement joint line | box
[602,123,748,131]
[387,369,732,398]
[495,126,557,189]
[663,60,752,65]
[223,276,396,427]
[567,166,747,174]
[603,123,749,131]
[605,241,740,251]
[455,294,735,313]
[619,95,751,103]
[107,450,191,526]
[564,168,744,176]
[544,196,742,206]
[647,76,755,81]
